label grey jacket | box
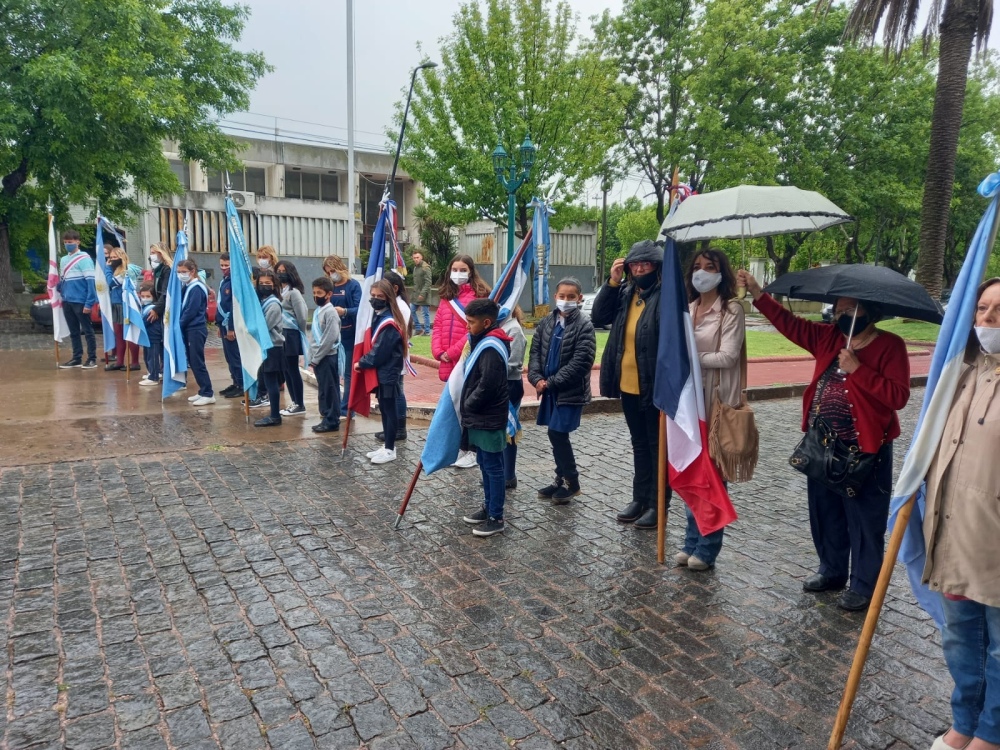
[309,303,341,363]
[281,287,308,332]
[263,298,285,346]
[502,317,527,380]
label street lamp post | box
[387,61,438,192]
[492,134,537,262]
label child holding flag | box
[309,277,342,433]
[355,280,407,465]
[58,230,99,369]
[177,259,215,406]
[459,298,512,537]
[138,282,162,385]
[216,253,243,398]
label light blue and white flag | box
[94,218,121,351]
[420,336,510,474]
[489,226,534,322]
[161,227,189,399]
[225,196,272,397]
[888,171,1000,629]
[122,274,150,348]
[531,198,553,306]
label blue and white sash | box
[280,293,310,366]
[181,279,208,313]
[311,309,342,370]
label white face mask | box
[177,272,191,284]
[556,300,578,313]
[450,271,470,285]
[257,258,270,269]
[975,326,1000,354]
[140,298,153,306]
[330,272,342,283]
[691,269,723,294]
[150,258,161,269]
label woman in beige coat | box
[676,248,745,571]
[923,277,1000,750]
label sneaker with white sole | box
[191,395,216,406]
[452,451,478,469]
[472,517,505,537]
[187,394,201,402]
[366,447,384,459]
[279,403,306,417]
[370,447,396,465]
[463,507,488,525]
[138,378,157,387]
[687,555,711,571]
[674,552,691,567]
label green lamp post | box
[492,134,537,261]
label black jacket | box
[152,263,171,318]
[527,308,596,407]
[358,313,403,388]
[461,328,510,431]
[592,279,662,408]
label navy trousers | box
[221,330,243,389]
[314,356,340,428]
[183,326,213,397]
[144,335,163,381]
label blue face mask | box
[64,243,78,253]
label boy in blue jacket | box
[216,253,243,398]
[177,259,214,405]
[138,282,163,385]
[57,230,99,369]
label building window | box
[169,160,190,190]
[285,169,339,202]
[205,167,266,195]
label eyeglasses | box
[628,261,653,271]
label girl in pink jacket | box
[432,254,490,381]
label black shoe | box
[802,573,847,593]
[223,387,243,399]
[463,507,488,525]
[472,517,505,537]
[837,589,871,611]
[242,396,269,409]
[59,359,82,369]
[634,507,658,529]
[505,478,517,490]
[551,477,580,506]
[82,359,98,369]
[312,422,339,433]
[616,501,645,523]
[104,364,121,372]
[537,477,564,499]
[375,429,408,442]
[254,416,282,427]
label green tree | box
[615,207,661,256]
[0,0,269,313]
[413,203,459,284]
[399,0,623,240]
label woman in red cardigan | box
[739,270,911,612]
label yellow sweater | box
[619,287,643,395]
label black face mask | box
[109,259,122,269]
[837,313,869,336]
[277,272,291,285]
[314,296,328,307]
[258,286,274,300]
[633,270,658,290]
[370,298,388,311]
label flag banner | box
[531,198,552,306]
[225,196,273,397]
[122,274,150,348]
[653,239,738,536]
[347,198,395,417]
[887,171,1000,628]
[94,218,120,352]
[161,226,189,399]
[388,200,407,276]
[489,227,534,322]
[47,213,69,343]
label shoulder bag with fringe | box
[708,303,759,482]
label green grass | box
[876,318,940,343]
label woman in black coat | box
[591,240,670,529]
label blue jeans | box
[477,448,506,520]
[942,597,1000,744]
[396,379,407,421]
[411,303,431,334]
[144,335,162,381]
[683,506,725,566]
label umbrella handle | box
[736,232,748,300]
[837,307,859,375]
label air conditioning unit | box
[229,191,257,211]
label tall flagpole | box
[346,0,356,273]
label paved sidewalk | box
[0,370,951,749]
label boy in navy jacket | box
[138,282,163,385]
[177,259,214,405]
[216,253,243,397]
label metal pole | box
[346,0,356,273]
[507,180,517,262]
[656,411,668,564]
[600,179,609,282]
[394,460,424,529]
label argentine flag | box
[531,198,552,306]
[887,171,1000,629]
[161,227,189,399]
[122,274,150,349]
[94,218,121,352]
[225,196,272,397]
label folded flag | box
[94,218,121,352]
[161,227,189,399]
[47,212,69,343]
[122,274,150,349]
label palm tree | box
[839,0,993,298]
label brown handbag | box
[708,304,759,483]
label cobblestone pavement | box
[0,393,951,749]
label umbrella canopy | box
[764,264,944,324]
[661,185,853,242]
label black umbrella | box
[763,264,943,324]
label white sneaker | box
[452,451,478,469]
[139,378,158,387]
[187,394,201,402]
[191,395,216,406]
[674,552,690,567]
[370,448,396,465]
[366,447,384,459]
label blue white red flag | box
[347,198,393,416]
[47,213,69,343]
[489,227,534,322]
[225,196,273,397]
[122,274,150,348]
[887,171,1000,628]
[94,218,121,351]
[161,227,189,399]
[652,239,737,536]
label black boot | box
[551,476,580,506]
[616,501,644,523]
[537,476,563,499]
[634,506,658,529]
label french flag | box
[887,171,1000,628]
[346,198,395,417]
[652,239,737,536]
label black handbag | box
[789,416,879,498]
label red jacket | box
[754,293,911,453]
[432,284,477,382]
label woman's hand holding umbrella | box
[737,270,763,300]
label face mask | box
[370,298,388,311]
[150,258,161,269]
[975,325,1000,354]
[109,258,122,269]
[634,270,657,290]
[330,272,342,283]
[556,300,578,313]
[140,298,153,306]
[277,272,291,285]
[257,286,273,300]
[837,313,869,336]
[691,270,722,294]
[64,243,78,253]
[177,272,191,284]
[451,272,470,285]
[314,296,328,307]
[257,258,270,269]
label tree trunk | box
[915,0,980,299]
[0,222,18,315]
